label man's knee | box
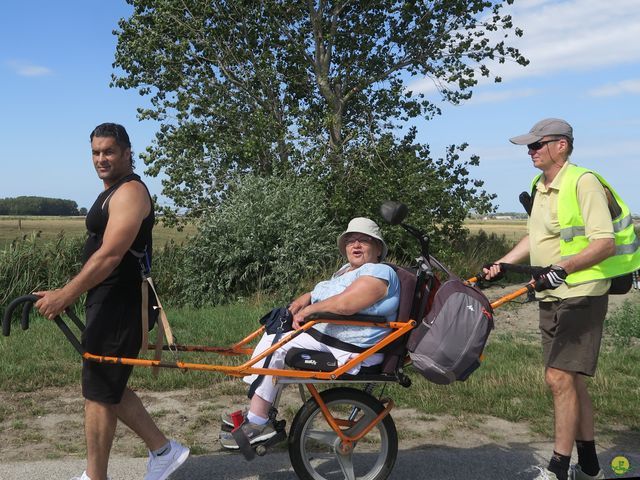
[545,367,576,395]
[85,397,118,416]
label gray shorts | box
[539,295,608,376]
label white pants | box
[243,332,384,403]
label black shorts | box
[539,295,608,376]
[82,285,142,404]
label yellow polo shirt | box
[528,162,613,301]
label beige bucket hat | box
[337,217,388,261]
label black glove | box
[481,263,504,282]
[534,265,568,292]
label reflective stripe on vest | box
[561,213,634,241]
[531,165,640,285]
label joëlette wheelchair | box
[2,202,534,480]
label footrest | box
[225,419,287,461]
[232,426,256,460]
[254,426,287,457]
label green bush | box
[172,175,341,306]
[150,239,192,307]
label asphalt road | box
[2,444,638,480]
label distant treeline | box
[0,196,85,216]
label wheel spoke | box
[344,411,375,437]
[335,451,356,480]
[305,428,339,447]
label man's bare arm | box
[556,238,615,275]
[35,182,151,319]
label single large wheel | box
[288,387,398,480]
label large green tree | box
[113,0,526,239]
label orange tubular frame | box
[80,316,415,444]
[305,384,395,450]
[82,317,417,380]
[83,280,530,375]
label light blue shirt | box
[310,263,400,347]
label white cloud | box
[588,79,640,97]
[408,0,640,94]
[7,60,53,77]
[489,0,640,78]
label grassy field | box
[464,219,528,246]
[0,216,195,248]
[1,216,527,249]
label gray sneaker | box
[532,467,559,480]
[569,464,605,480]
[219,420,276,449]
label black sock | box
[548,451,570,480]
[576,440,600,476]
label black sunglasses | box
[527,139,559,151]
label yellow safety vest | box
[531,165,640,285]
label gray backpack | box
[406,274,494,385]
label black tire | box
[288,387,398,480]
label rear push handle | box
[2,294,85,354]
[469,263,546,284]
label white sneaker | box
[70,471,111,480]
[70,473,90,480]
[569,464,605,480]
[533,466,560,480]
[144,439,190,480]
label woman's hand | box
[292,310,308,330]
[288,292,311,316]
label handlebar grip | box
[21,301,33,331]
[499,263,545,277]
[2,294,40,336]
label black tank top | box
[84,174,154,303]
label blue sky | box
[1,0,639,214]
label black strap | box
[247,327,284,399]
[305,328,367,353]
[248,307,294,399]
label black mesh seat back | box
[380,264,418,374]
[393,265,418,323]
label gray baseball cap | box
[509,118,573,145]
